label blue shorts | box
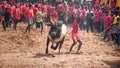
[28,18,33,25]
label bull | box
[45,21,67,54]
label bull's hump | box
[61,24,67,35]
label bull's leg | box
[45,37,50,54]
[51,42,60,50]
[58,37,65,53]
[51,44,54,49]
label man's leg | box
[77,40,82,53]
[69,40,77,52]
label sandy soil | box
[0,23,120,68]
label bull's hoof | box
[51,45,56,50]
[45,51,48,54]
[51,45,54,49]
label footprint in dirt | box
[65,51,83,55]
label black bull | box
[45,23,66,54]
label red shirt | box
[69,6,75,16]
[49,6,53,15]
[96,10,102,22]
[43,5,47,12]
[38,3,43,11]
[24,7,29,18]
[94,0,99,7]
[80,9,86,19]
[77,8,81,16]
[50,10,58,22]
[43,11,48,18]
[22,4,26,16]
[110,0,115,10]
[57,4,64,13]
[6,4,11,13]
[11,5,15,18]
[100,11,105,22]
[32,5,35,8]
[27,9,34,18]
[101,13,106,23]
[13,8,20,20]
[47,5,51,11]
[111,15,115,24]
[0,4,3,10]
[33,7,38,18]
[72,20,80,40]
[19,5,23,15]
[72,20,79,33]
[12,0,16,2]
[93,9,97,23]
[6,4,10,9]
[104,15,111,29]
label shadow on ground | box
[103,60,120,68]
[32,53,55,58]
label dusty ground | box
[0,23,120,68]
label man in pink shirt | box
[110,0,115,11]
[50,9,58,24]
[10,4,15,19]
[0,3,3,10]
[69,5,74,18]
[13,4,20,30]
[69,17,82,54]
[19,3,24,22]
[100,12,106,32]
[57,3,64,13]
[80,7,86,30]
[33,4,38,21]
[94,0,99,7]
[22,4,27,21]
[25,5,34,33]
[38,3,43,11]
[95,7,102,33]
[57,3,64,20]
[103,12,113,41]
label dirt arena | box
[0,23,120,68]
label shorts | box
[36,22,43,28]
[36,22,40,28]
[28,18,33,25]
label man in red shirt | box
[110,0,115,11]
[69,17,82,54]
[57,3,64,20]
[95,7,102,33]
[10,4,15,19]
[80,7,86,30]
[94,0,99,7]
[38,3,43,11]
[50,9,58,24]
[13,4,20,30]
[33,4,38,19]
[25,5,34,33]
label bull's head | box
[49,21,63,39]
